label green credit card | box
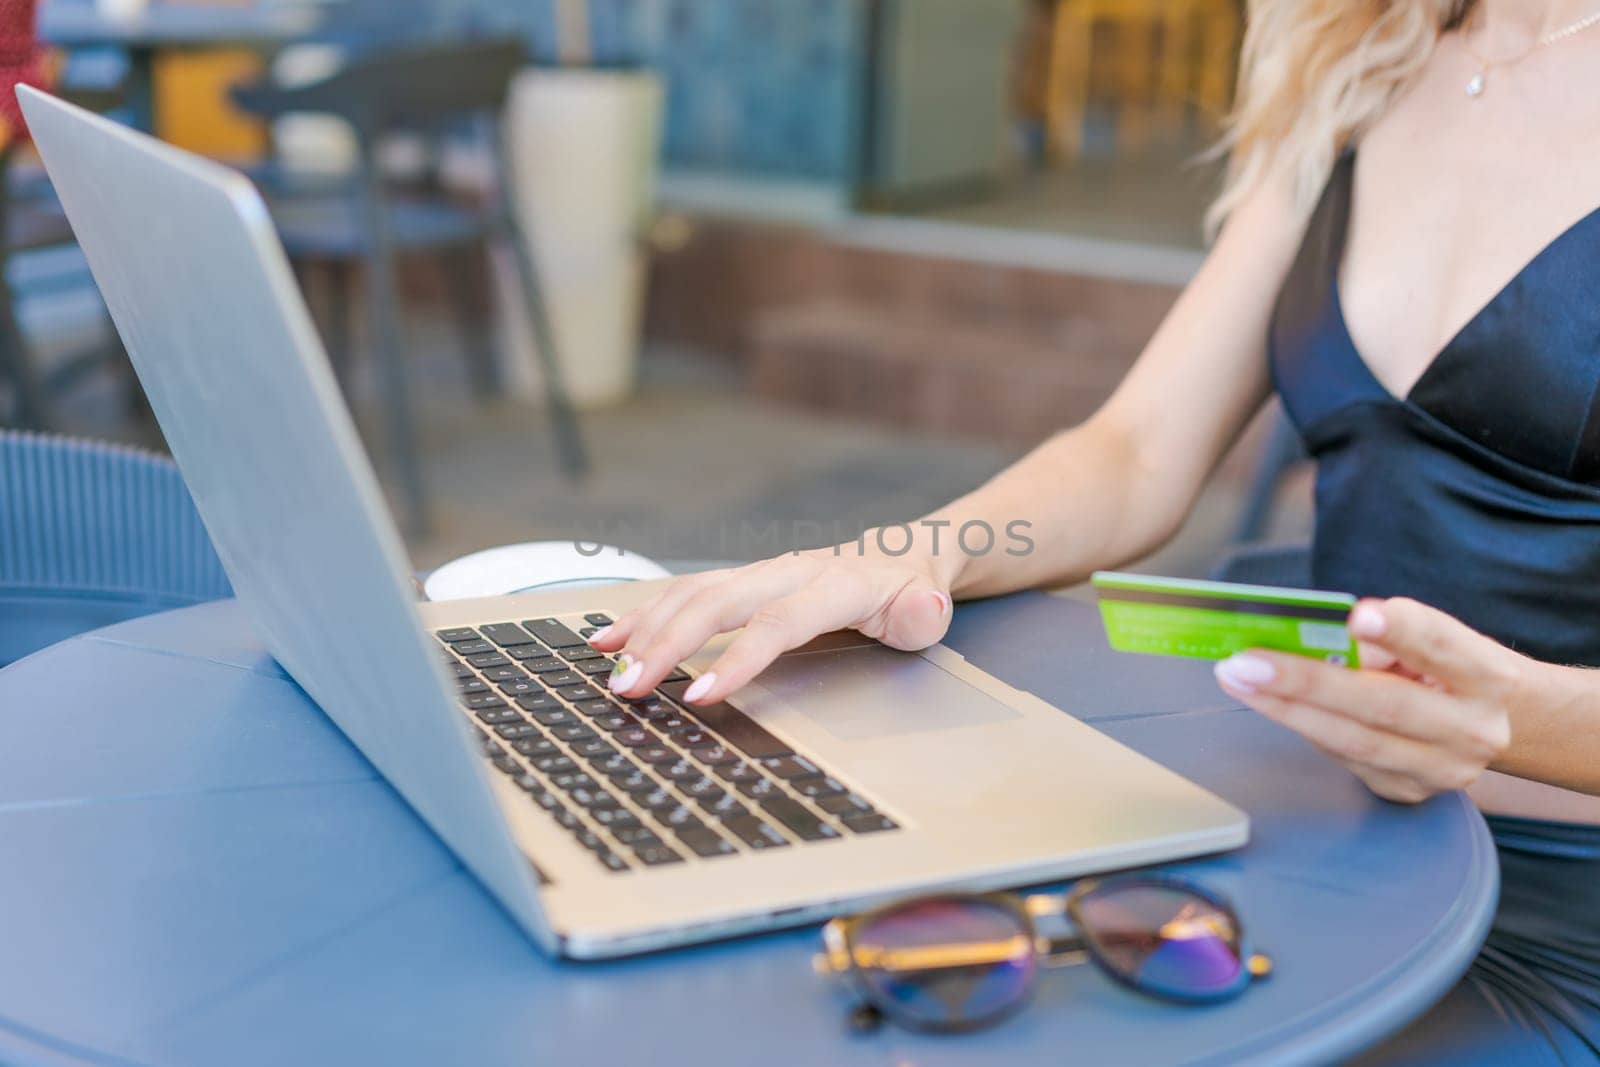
[1092,571,1360,668]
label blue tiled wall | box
[438,0,866,180]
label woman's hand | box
[1213,597,1526,803]
[588,546,953,706]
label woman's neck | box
[1471,0,1599,47]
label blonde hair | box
[1206,0,1473,237]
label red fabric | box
[0,0,55,149]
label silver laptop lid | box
[19,87,551,949]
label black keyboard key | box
[594,711,641,732]
[761,756,823,780]
[640,788,678,813]
[531,754,576,775]
[457,678,490,695]
[805,797,865,821]
[660,685,794,760]
[523,618,587,648]
[654,711,694,732]
[550,771,597,792]
[690,744,740,767]
[519,656,567,673]
[571,738,617,761]
[715,762,762,784]
[513,738,560,759]
[624,697,672,719]
[659,806,704,833]
[613,727,657,748]
[437,627,480,643]
[540,670,581,689]
[793,777,847,800]
[531,791,563,813]
[447,661,474,679]
[662,667,691,683]
[591,808,640,832]
[597,851,630,873]
[462,693,508,711]
[573,828,606,852]
[724,815,790,850]
[635,745,678,765]
[569,787,619,810]
[551,723,597,743]
[494,723,540,741]
[560,645,605,662]
[678,827,736,858]
[474,706,519,725]
[529,707,577,727]
[575,659,615,677]
[701,794,748,820]
[633,843,684,866]
[681,778,726,803]
[584,612,614,627]
[514,773,544,793]
[737,777,782,801]
[660,760,704,785]
[479,739,506,759]
[591,754,637,777]
[671,728,718,750]
[466,652,511,669]
[610,771,656,795]
[554,809,582,831]
[515,692,560,712]
[452,639,495,656]
[762,796,841,841]
[508,646,558,663]
[573,699,617,718]
[498,679,546,698]
[842,811,899,835]
[480,666,526,683]
[613,825,662,847]
[481,622,538,647]
[555,684,603,702]
[491,755,522,776]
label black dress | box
[1269,150,1600,1064]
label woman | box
[596,1,1600,1059]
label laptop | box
[19,87,1246,959]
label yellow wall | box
[154,49,267,161]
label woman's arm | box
[597,176,1311,704]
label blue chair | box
[0,430,231,667]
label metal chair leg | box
[442,244,500,400]
[495,148,588,481]
[359,168,430,535]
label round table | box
[0,592,1497,1067]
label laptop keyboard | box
[437,616,899,874]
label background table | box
[0,591,1497,1066]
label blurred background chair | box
[231,37,589,534]
[1042,0,1240,161]
[0,429,231,667]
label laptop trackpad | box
[741,645,1021,742]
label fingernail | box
[1216,654,1275,689]
[1350,603,1387,639]
[588,625,612,645]
[683,672,716,703]
[609,655,642,694]
[930,591,951,616]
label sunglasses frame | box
[817,873,1272,1033]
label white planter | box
[496,69,663,409]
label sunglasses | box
[815,873,1272,1032]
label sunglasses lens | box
[1074,882,1245,999]
[851,896,1037,1030]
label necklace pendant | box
[1466,70,1486,97]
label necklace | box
[1461,6,1600,98]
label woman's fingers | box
[689,573,951,705]
[1350,598,1519,697]
[1214,650,1470,746]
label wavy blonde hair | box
[1206,0,1474,236]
